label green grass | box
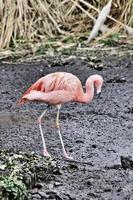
[99,34,120,46]
[0,176,28,200]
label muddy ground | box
[0,48,133,200]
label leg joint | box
[56,124,60,129]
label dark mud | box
[0,51,133,199]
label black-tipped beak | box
[96,92,101,98]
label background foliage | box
[0,0,132,50]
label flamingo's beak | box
[96,91,101,98]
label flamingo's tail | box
[17,98,27,105]
[17,84,35,105]
[17,78,45,105]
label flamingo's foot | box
[37,117,42,124]
[64,153,74,161]
[43,149,51,157]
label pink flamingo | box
[19,72,103,160]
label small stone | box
[91,144,97,148]
[75,139,84,143]
[120,77,126,82]
[48,183,54,190]
[54,182,62,187]
[38,191,49,198]
[40,68,43,72]
[30,188,38,194]
[104,188,112,192]
[32,194,41,199]
[85,180,92,186]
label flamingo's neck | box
[80,78,95,103]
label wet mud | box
[0,51,133,199]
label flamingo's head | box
[93,75,104,97]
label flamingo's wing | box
[21,90,74,105]
[18,72,81,105]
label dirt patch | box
[0,50,133,199]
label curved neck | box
[80,78,95,103]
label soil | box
[0,48,133,200]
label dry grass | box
[0,0,132,50]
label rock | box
[121,156,133,169]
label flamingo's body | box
[19,72,103,159]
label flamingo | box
[18,72,103,160]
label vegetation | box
[100,33,120,46]
[0,151,58,200]
[0,0,132,52]
[0,176,28,200]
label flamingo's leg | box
[37,105,51,157]
[56,104,73,160]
